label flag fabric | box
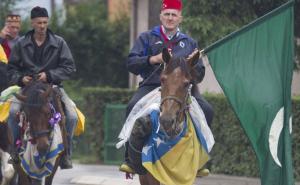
[202,1,294,185]
[142,110,209,185]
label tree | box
[182,0,300,68]
[0,0,20,26]
[52,0,130,87]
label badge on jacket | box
[179,41,185,48]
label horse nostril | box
[160,116,172,127]
[37,142,50,156]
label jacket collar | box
[21,29,59,48]
[151,25,188,41]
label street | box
[53,164,263,185]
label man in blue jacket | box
[121,0,213,177]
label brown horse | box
[11,81,68,185]
[0,123,16,185]
[128,48,201,185]
[0,62,16,185]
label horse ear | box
[14,93,27,102]
[41,86,52,99]
[162,48,171,64]
[187,50,200,68]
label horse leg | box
[12,164,30,185]
[139,175,149,185]
[44,155,61,185]
[138,173,160,185]
[30,179,42,185]
[146,173,160,185]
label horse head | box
[159,48,200,138]
[15,82,55,156]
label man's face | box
[160,9,182,32]
[5,21,21,40]
[31,17,49,36]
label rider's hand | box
[0,25,12,39]
[37,72,47,82]
[149,49,172,65]
[22,76,32,86]
[187,48,199,60]
[149,53,163,65]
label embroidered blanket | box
[19,124,64,180]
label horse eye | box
[183,80,190,87]
[160,75,167,83]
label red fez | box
[5,14,21,23]
[161,0,183,11]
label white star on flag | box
[154,137,164,147]
[142,145,152,155]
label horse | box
[0,123,16,185]
[127,48,208,185]
[8,81,68,185]
[0,62,16,185]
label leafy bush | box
[53,0,130,87]
[73,87,133,161]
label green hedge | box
[73,87,134,162]
[74,87,300,180]
[207,94,300,180]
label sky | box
[14,0,63,19]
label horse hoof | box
[60,155,73,169]
[119,163,135,174]
[196,168,210,177]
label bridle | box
[22,102,61,141]
[160,84,192,122]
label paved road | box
[53,164,300,185]
[53,164,263,185]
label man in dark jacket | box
[7,7,77,169]
[120,0,213,177]
[0,14,21,92]
[0,14,21,58]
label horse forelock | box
[163,57,191,78]
[22,82,51,109]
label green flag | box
[203,1,295,185]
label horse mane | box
[163,57,192,79]
[22,82,50,109]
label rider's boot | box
[119,142,135,174]
[119,163,135,174]
[196,168,210,177]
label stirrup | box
[196,168,210,177]
[119,163,135,174]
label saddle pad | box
[74,107,85,136]
[0,101,10,123]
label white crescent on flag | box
[269,107,284,167]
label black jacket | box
[8,29,76,86]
